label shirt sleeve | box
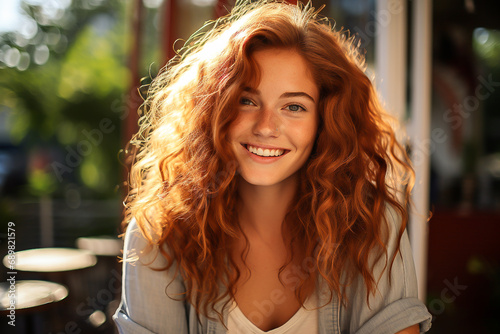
[113,219,190,334]
[340,208,432,334]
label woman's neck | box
[236,174,298,242]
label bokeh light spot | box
[34,44,50,65]
[4,47,21,67]
[17,51,30,71]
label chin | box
[240,176,277,187]
[238,169,296,187]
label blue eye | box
[285,104,306,112]
[240,98,255,106]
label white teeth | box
[247,145,284,157]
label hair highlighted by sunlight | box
[123,0,414,323]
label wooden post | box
[122,0,144,196]
[409,0,433,302]
[162,0,177,65]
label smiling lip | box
[240,143,290,163]
[241,143,289,151]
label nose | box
[252,107,279,137]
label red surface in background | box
[426,210,500,332]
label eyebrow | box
[243,87,316,103]
[281,92,316,103]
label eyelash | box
[239,98,307,113]
[239,97,256,106]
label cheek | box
[228,116,244,140]
[290,120,318,149]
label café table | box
[2,248,97,331]
[76,236,122,257]
[0,280,68,333]
[3,247,97,273]
[0,279,68,312]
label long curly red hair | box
[123,0,414,323]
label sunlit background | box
[0,0,499,333]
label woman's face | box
[228,48,319,187]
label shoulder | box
[122,218,166,266]
[121,218,183,290]
[113,218,190,333]
[338,206,432,333]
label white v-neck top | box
[227,294,318,334]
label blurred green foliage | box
[473,28,500,69]
[473,28,500,155]
[0,0,134,199]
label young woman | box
[113,1,432,333]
